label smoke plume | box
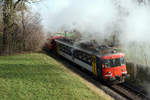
[37,0,150,65]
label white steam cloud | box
[121,1,150,44]
[42,0,119,42]
[39,0,150,64]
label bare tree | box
[1,0,43,55]
[0,6,3,32]
[0,6,3,54]
[19,12,45,51]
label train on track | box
[45,33,130,84]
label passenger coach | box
[55,38,129,84]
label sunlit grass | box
[0,53,107,100]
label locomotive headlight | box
[122,69,125,71]
[107,71,112,74]
[122,71,127,74]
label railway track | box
[45,51,150,100]
[116,83,150,100]
[110,84,140,100]
[106,79,150,100]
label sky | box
[32,0,70,32]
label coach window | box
[83,54,92,65]
[60,44,64,52]
[77,51,81,59]
[59,44,63,50]
[74,51,78,58]
[67,47,72,55]
[75,51,81,59]
[64,46,68,53]
[61,45,66,53]
[87,55,92,65]
[63,45,71,55]
[77,51,91,65]
[78,51,81,59]
[82,53,87,61]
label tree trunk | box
[2,0,17,55]
[21,9,26,50]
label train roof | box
[55,38,123,57]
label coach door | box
[92,56,97,76]
[56,43,60,56]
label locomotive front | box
[101,53,129,83]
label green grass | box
[0,53,108,100]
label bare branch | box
[14,0,22,9]
[14,0,41,9]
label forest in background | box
[0,0,45,55]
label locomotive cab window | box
[103,57,126,68]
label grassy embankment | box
[0,53,112,100]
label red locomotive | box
[45,34,129,84]
[101,53,128,82]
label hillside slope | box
[0,53,113,100]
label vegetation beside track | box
[0,53,112,100]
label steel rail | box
[119,83,150,100]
